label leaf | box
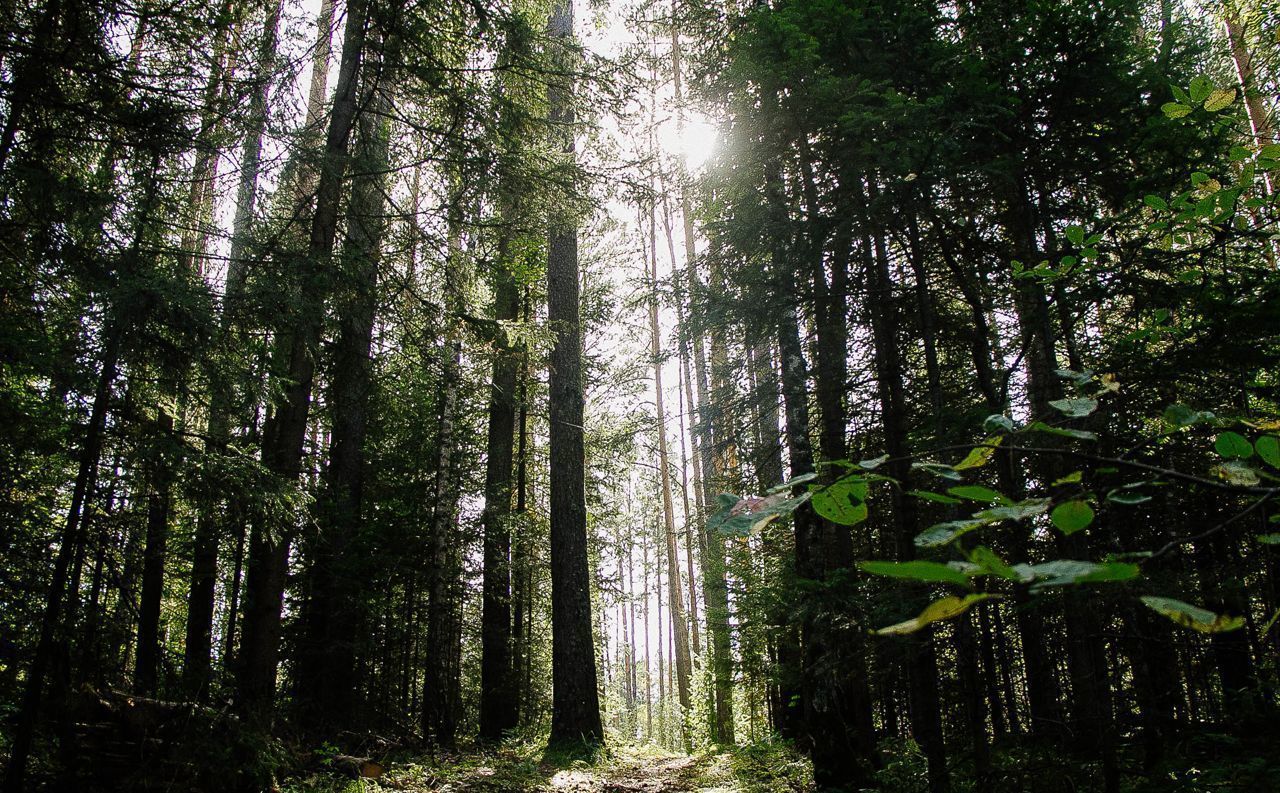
[955,436,1001,470]
[1256,533,1280,545]
[1254,436,1280,468]
[1027,421,1098,441]
[1140,596,1245,633]
[1024,560,1140,589]
[1051,500,1095,535]
[711,492,809,536]
[1144,195,1169,210]
[908,489,962,505]
[1189,75,1213,103]
[1211,460,1260,486]
[858,454,890,470]
[810,477,869,526]
[1214,431,1253,459]
[1065,225,1085,246]
[765,471,818,494]
[915,519,985,548]
[1203,88,1236,112]
[859,560,972,586]
[974,498,1051,523]
[1106,489,1152,505]
[913,461,963,481]
[983,414,1017,433]
[1052,471,1084,486]
[1163,404,1215,428]
[1048,398,1098,418]
[873,594,999,636]
[1161,102,1191,119]
[947,485,1008,504]
[968,546,1019,580]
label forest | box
[0,0,1278,790]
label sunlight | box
[659,116,719,171]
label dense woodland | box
[0,0,1278,790]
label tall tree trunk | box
[648,191,693,725]
[544,0,603,750]
[236,0,370,724]
[184,0,284,700]
[135,410,174,696]
[296,24,396,731]
[479,226,522,742]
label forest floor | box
[281,742,813,793]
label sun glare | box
[660,116,719,171]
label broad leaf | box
[858,454,890,470]
[1203,88,1235,112]
[915,519,985,548]
[1140,596,1244,633]
[1254,435,1280,468]
[874,594,999,636]
[908,489,962,505]
[1214,431,1253,460]
[955,437,1001,470]
[1051,500,1095,535]
[1048,397,1098,418]
[859,560,971,586]
[810,477,869,526]
[1161,102,1191,119]
[1211,460,1260,486]
[913,461,963,481]
[1021,560,1140,589]
[1027,421,1098,441]
[947,485,1007,504]
[983,414,1017,433]
[974,498,1051,523]
[968,546,1019,580]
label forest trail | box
[346,747,767,793]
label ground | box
[280,742,814,793]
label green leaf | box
[1189,75,1213,103]
[913,461,963,481]
[873,593,999,636]
[1051,500,1095,535]
[1140,596,1245,633]
[914,519,985,548]
[1161,102,1191,119]
[1254,436,1280,468]
[908,490,962,505]
[1214,431,1254,459]
[983,414,1017,433]
[1052,471,1084,486]
[810,477,869,526]
[1106,489,1152,505]
[1162,404,1214,428]
[710,492,809,536]
[1048,398,1098,418]
[1144,194,1169,211]
[858,454,890,470]
[859,560,972,586]
[1065,225,1085,246]
[1260,144,1280,160]
[974,498,1051,523]
[947,485,1007,504]
[765,471,817,494]
[968,546,1019,580]
[1203,87,1235,111]
[1256,533,1280,545]
[1211,460,1260,486]
[955,436,1001,470]
[1023,560,1140,589]
[1027,421,1098,441]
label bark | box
[296,24,396,731]
[236,0,371,724]
[545,0,603,749]
[648,191,693,723]
[183,0,284,700]
[479,225,522,741]
[135,410,174,696]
